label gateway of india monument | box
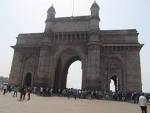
[9,1,143,92]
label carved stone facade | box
[9,1,143,92]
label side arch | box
[105,55,125,92]
[21,55,36,87]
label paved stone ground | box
[0,91,149,113]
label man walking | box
[139,93,147,113]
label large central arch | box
[53,47,84,91]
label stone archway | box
[53,48,84,91]
[61,56,81,89]
[105,56,124,92]
[24,72,32,87]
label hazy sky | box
[0,0,150,92]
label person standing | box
[40,87,43,96]
[19,87,24,100]
[22,88,26,100]
[19,87,26,100]
[27,87,32,100]
[139,93,147,113]
[3,85,7,95]
[13,86,18,97]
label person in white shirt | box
[40,87,43,96]
[139,93,147,113]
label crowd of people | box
[33,87,150,103]
[1,84,150,102]
[0,84,149,113]
[0,84,32,101]
[2,85,150,103]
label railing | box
[17,32,89,45]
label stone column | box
[9,49,23,85]
[81,57,87,90]
[86,30,101,90]
[86,42,101,90]
[36,46,50,87]
[48,55,55,88]
[126,46,142,92]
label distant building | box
[0,76,9,89]
[0,76,9,84]
[9,1,143,92]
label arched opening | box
[110,79,115,92]
[107,56,124,92]
[66,61,82,89]
[109,75,118,92]
[54,53,82,91]
[24,72,32,87]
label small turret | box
[46,5,56,21]
[45,5,56,32]
[90,1,100,17]
[90,1,100,31]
